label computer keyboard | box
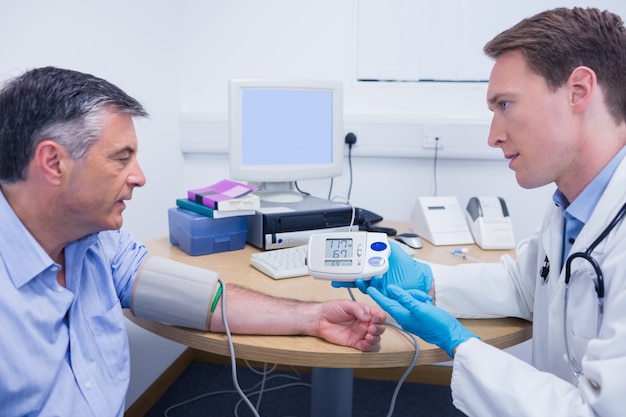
[355,207,383,225]
[250,245,309,279]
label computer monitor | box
[228,79,344,203]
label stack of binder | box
[178,179,260,218]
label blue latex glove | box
[368,284,478,357]
[332,240,433,296]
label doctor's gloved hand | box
[332,240,434,297]
[368,284,478,357]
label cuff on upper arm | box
[131,256,220,331]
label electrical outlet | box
[422,126,444,149]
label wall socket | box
[422,126,444,149]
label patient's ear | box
[33,140,69,185]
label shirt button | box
[56,287,64,292]
[85,381,93,389]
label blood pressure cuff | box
[131,256,221,331]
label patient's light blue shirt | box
[0,191,148,417]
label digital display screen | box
[325,260,353,267]
[241,90,333,166]
[325,238,353,259]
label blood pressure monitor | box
[306,231,390,281]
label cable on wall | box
[344,132,357,201]
[432,136,440,196]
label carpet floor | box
[144,361,467,417]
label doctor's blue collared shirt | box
[0,191,148,417]
[554,145,626,268]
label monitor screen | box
[229,79,343,203]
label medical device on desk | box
[410,196,474,246]
[306,231,390,281]
[465,196,516,250]
[308,230,420,417]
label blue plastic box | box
[168,207,248,256]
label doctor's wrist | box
[450,335,479,357]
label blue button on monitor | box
[368,256,386,267]
[370,241,388,252]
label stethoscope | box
[562,201,626,378]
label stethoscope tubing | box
[562,201,626,377]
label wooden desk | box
[126,225,531,416]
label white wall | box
[178,0,554,241]
[1,0,569,408]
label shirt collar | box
[0,189,56,288]
[553,145,626,223]
[0,190,99,289]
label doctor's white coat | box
[432,157,626,416]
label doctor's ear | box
[568,66,596,112]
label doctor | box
[361,7,626,417]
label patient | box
[0,66,386,417]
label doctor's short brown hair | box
[484,7,626,123]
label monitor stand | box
[251,181,304,204]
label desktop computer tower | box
[247,195,356,250]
